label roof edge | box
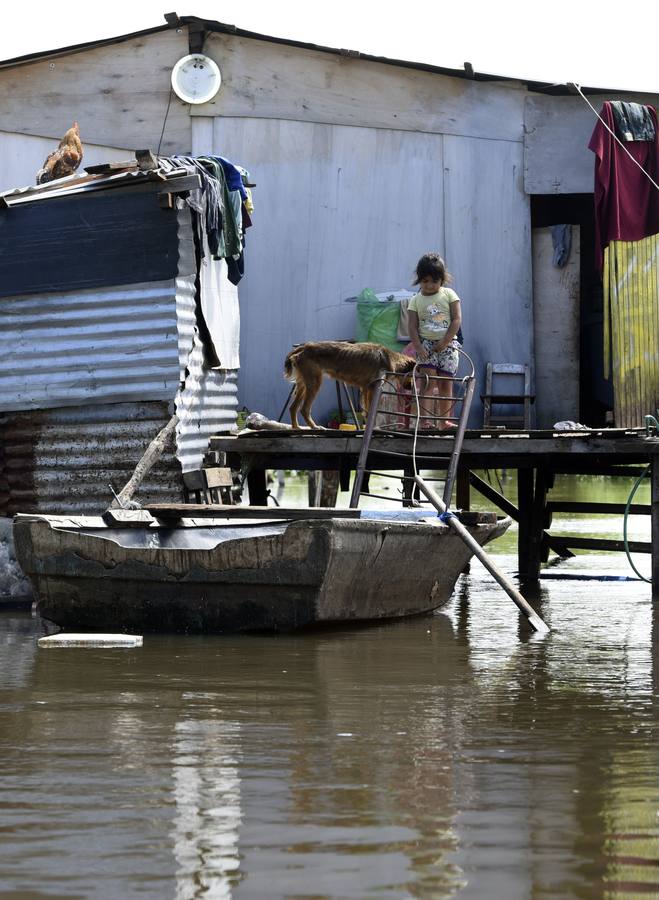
[0,14,648,97]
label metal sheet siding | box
[442,134,533,424]
[204,116,531,426]
[174,273,239,472]
[0,402,183,516]
[0,280,182,412]
[208,117,448,423]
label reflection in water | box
[171,711,242,899]
[0,543,658,898]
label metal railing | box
[349,350,476,509]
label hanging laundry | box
[610,101,656,142]
[551,224,572,268]
[588,101,659,270]
[161,154,254,285]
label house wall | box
[0,26,564,426]
[195,114,531,422]
[0,30,191,154]
[0,131,133,193]
[524,92,659,195]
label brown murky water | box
[1,474,657,898]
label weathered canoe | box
[13,509,510,633]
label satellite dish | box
[171,54,222,104]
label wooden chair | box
[183,467,235,505]
[481,363,534,429]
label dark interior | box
[531,193,611,427]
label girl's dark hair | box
[413,252,452,286]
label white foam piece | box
[38,633,143,648]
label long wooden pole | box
[414,474,550,634]
[111,414,179,509]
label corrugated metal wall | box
[604,236,659,428]
[0,401,182,516]
[0,200,240,514]
[0,279,183,412]
[175,272,239,472]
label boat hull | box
[13,513,510,633]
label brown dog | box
[284,340,416,428]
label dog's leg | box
[289,380,304,429]
[300,372,323,428]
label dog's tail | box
[283,349,299,382]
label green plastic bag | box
[354,288,402,350]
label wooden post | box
[402,463,415,507]
[652,456,659,596]
[247,468,268,506]
[527,464,548,581]
[111,414,178,508]
[457,466,471,511]
[517,467,534,579]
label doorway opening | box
[531,193,611,427]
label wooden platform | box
[210,427,659,590]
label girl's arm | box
[407,310,428,360]
[435,301,462,351]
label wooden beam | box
[469,471,574,558]
[548,501,651,515]
[551,537,652,553]
[549,465,650,477]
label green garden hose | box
[623,463,651,583]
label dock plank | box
[147,504,361,520]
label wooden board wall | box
[524,92,659,194]
[0,30,191,155]
[194,32,526,141]
[203,116,532,424]
[532,226,581,426]
[0,131,133,193]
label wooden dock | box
[210,427,659,592]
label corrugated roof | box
[0,163,194,206]
[0,14,620,97]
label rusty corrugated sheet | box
[0,401,184,516]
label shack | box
[1,14,658,433]
[0,155,248,522]
[2,16,659,467]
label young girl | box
[406,252,462,429]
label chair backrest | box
[484,363,532,397]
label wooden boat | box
[13,506,511,633]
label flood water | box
[1,473,658,899]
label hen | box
[36,122,83,185]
